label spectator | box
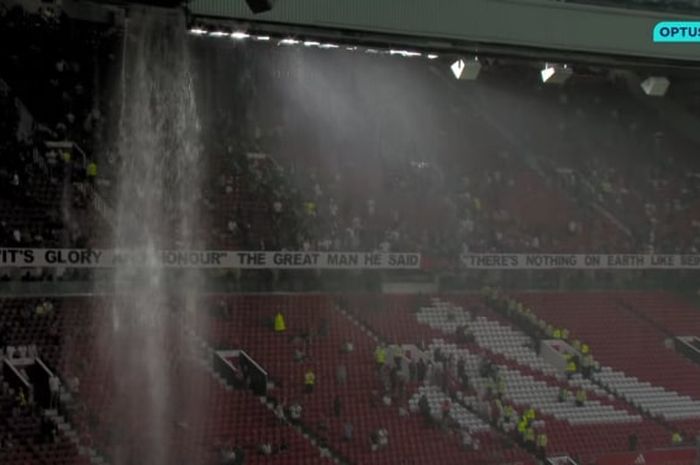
[416,358,427,382]
[524,427,536,453]
[317,318,329,338]
[293,348,306,363]
[628,432,638,451]
[0,432,15,451]
[220,446,245,465]
[49,375,60,409]
[461,431,474,450]
[558,387,569,403]
[370,428,388,452]
[341,341,354,353]
[343,422,353,441]
[441,399,451,422]
[374,345,387,371]
[257,442,272,456]
[336,364,347,385]
[672,431,683,447]
[418,394,431,424]
[317,415,330,436]
[288,402,302,424]
[27,344,38,359]
[273,401,286,423]
[274,312,286,332]
[304,369,315,393]
[536,431,548,459]
[86,160,97,182]
[333,395,342,417]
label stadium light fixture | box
[541,63,573,84]
[390,49,422,58]
[451,57,481,80]
[640,76,670,97]
[186,25,444,64]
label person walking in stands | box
[525,407,536,424]
[575,388,587,407]
[524,427,536,453]
[304,369,316,394]
[536,431,548,460]
[518,418,528,445]
[581,343,590,355]
[374,345,387,372]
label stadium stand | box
[4,2,700,465]
[3,4,700,261]
[1,297,332,465]
[4,290,700,465]
[346,294,673,461]
[514,292,700,436]
[204,294,530,465]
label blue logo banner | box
[653,22,700,42]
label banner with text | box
[0,248,421,270]
[461,254,700,270]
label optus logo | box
[653,22,700,42]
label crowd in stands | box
[1,2,700,276]
[0,3,115,258]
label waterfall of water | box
[100,10,204,465]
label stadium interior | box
[3,1,700,465]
